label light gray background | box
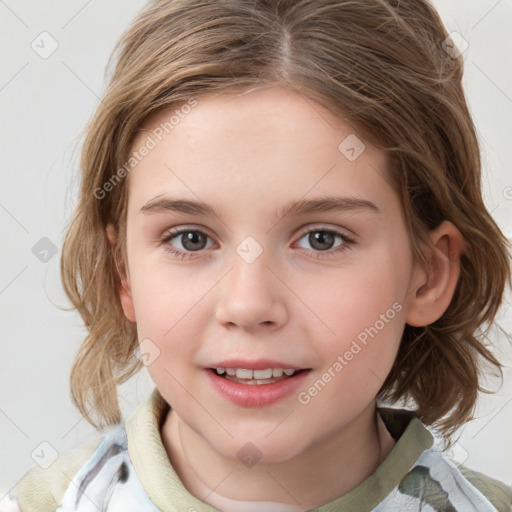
[1,0,511,495]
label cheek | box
[302,248,408,376]
[128,261,211,364]
[129,257,199,328]
[314,262,407,338]
[305,277,405,411]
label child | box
[4,0,512,510]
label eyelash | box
[159,227,355,261]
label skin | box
[107,86,464,510]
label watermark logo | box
[134,338,161,366]
[338,134,366,161]
[32,237,58,263]
[445,441,469,467]
[237,442,262,468]
[236,236,264,264]
[31,31,59,59]
[442,32,469,59]
[31,441,59,469]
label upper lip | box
[207,359,310,370]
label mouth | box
[207,367,311,385]
[205,366,312,407]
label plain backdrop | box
[1,0,511,495]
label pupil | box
[182,232,205,251]
[310,231,334,251]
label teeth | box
[214,367,298,379]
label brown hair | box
[61,0,511,438]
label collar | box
[125,387,433,512]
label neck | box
[161,402,395,511]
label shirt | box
[6,387,512,511]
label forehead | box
[126,86,397,220]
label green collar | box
[126,388,433,512]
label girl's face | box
[119,86,421,463]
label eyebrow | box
[139,195,380,219]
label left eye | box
[295,228,353,255]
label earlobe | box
[405,221,465,327]
[106,223,137,324]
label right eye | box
[160,228,216,259]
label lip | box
[206,358,308,370]
[204,368,312,407]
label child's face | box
[119,86,422,462]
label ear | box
[106,223,136,324]
[405,220,466,327]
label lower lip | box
[205,369,311,407]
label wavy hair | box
[61,0,511,438]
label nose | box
[214,250,288,332]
